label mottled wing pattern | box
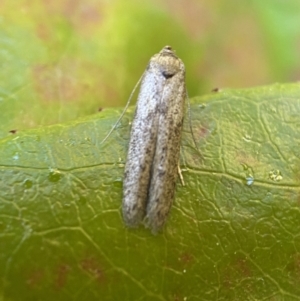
[122,63,162,227]
[146,57,185,231]
[122,46,186,232]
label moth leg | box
[177,164,185,186]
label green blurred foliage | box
[1,0,300,139]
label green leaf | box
[1,83,300,300]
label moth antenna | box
[100,72,145,144]
[186,90,200,153]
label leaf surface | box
[1,83,300,300]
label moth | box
[122,46,186,232]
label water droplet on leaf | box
[48,168,62,182]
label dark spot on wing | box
[162,71,175,79]
[158,170,165,177]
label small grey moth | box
[122,46,186,232]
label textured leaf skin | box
[1,84,300,301]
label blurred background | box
[1,0,300,138]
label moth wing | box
[122,67,162,227]
[146,69,186,232]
